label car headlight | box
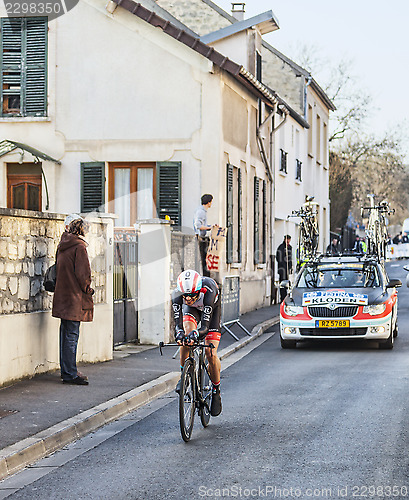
[362,303,386,315]
[284,305,304,316]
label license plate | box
[315,320,350,328]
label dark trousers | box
[198,237,210,277]
[278,268,288,303]
[59,319,80,381]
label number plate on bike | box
[315,320,350,328]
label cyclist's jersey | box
[172,277,220,339]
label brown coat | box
[52,232,94,322]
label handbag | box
[44,263,57,292]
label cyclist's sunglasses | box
[183,292,199,299]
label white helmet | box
[177,270,202,295]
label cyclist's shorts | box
[183,303,221,343]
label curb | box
[0,314,279,481]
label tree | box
[287,45,373,142]
[329,151,353,232]
[335,134,409,226]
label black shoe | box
[175,378,181,394]
[63,376,89,386]
[210,388,222,416]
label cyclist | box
[171,269,222,417]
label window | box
[323,122,328,168]
[7,163,42,211]
[254,177,266,265]
[307,104,313,156]
[1,17,47,117]
[109,163,156,227]
[279,149,288,173]
[296,160,302,181]
[226,164,242,264]
[316,114,321,164]
[108,162,181,227]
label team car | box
[280,255,401,349]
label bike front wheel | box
[179,359,195,442]
[199,359,212,428]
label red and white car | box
[280,255,401,349]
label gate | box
[113,231,138,345]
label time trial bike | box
[159,341,214,442]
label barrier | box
[221,276,251,340]
[386,243,409,260]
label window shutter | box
[156,162,181,226]
[1,18,23,116]
[226,164,234,264]
[262,180,267,263]
[81,162,105,213]
[254,177,260,264]
[238,168,242,262]
[24,18,47,116]
[0,17,47,117]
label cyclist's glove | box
[187,329,199,344]
[175,328,185,343]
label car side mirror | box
[386,279,402,288]
[280,280,291,289]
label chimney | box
[231,2,245,21]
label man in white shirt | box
[193,194,213,277]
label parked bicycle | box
[159,341,214,442]
[289,199,319,271]
[361,195,394,260]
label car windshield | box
[297,263,381,288]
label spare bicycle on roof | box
[289,197,320,272]
[361,194,394,261]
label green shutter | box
[226,164,234,264]
[156,162,181,226]
[24,18,47,116]
[254,177,260,264]
[81,162,105,213]
[0,17,47,117]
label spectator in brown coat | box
[52,216,94,385]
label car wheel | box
[393,323,398,338]
[280,336,297,349]
[379,325,394,350]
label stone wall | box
[0,208,107,315]
[0,208,114,386]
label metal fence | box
[113,230,138,345]
[221,276,251,340]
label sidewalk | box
[0,304,280,480]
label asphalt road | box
[4,262,409,500]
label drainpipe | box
[269,105,289,300]
[304,75,313,120]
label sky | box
[215,0,409,155]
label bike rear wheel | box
[199,358,212,428]
[179,359,195,442]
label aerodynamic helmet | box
[177,270,202,295]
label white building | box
[149,0,335,264]
[0,0,294,313]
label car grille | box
[308,306,358,318]
[300,328,367,337]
